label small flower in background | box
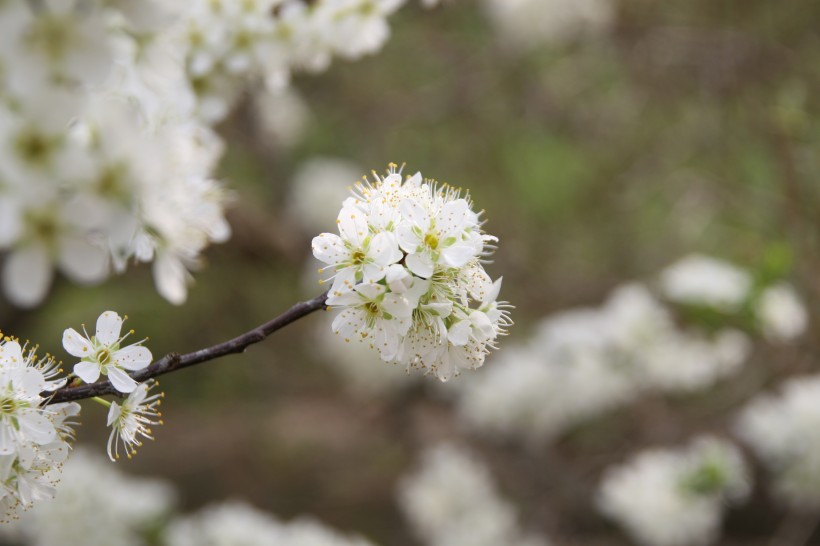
[287,157,364,235]
[481,0,615,53]
[452,281,750,444]
[62,311,152,394]
[0,448,175,546]
[398,443,549,546]
[756,283,808,342]
[659,254,753,313]
[165,499,377,546]
[735,374,820,510]
[597,436,750,546]
[106,380,164,461]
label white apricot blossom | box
[314,164,509,381]
[62,311,152,394]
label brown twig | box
[45,290,329,404]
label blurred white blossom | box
[398,443,549,546]
[659,254,752,312]
[481,0,614,53]
[598,437,750,546]
[735,374,820,510]
[454,282,749,443]
[756,283,808,342]
[165,500,375,546]
[0,448,174,546]
[289,158,366,235]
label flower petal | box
[114,345,152,371]
[406,252,434,278]
[3,243,53,308]
[311,233,347,265]
[62,328,93,358]
[337,206,368,247]
[74,361,101,384]
[107,367,137,394]
[95,311,123,346]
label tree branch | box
[46,290,329,404]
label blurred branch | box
[45,290,329,404]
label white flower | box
[598,437,749,546]
[756,283,808,342]
[165,500,376,546]
[0,367,55,455]
[2,447,175,546]
[328,281,427,361]
[398,444,549,546]
[314,205,403,295]
[317,164,508,381]
[396,196,478,278]
[481,0,614,52]
[734,374,820,509]
[106,380,164,461]
[659,254,752,312]
[62,311,152,394]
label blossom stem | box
[44,290,329,404]
[91,396,112,408]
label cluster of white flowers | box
[454,282,749,443]
[62,311,162,461]
[165,500,376,546]
[734,374,820,510]
[398,443,549,546]
[0,448,175,546]
[0,337,79,521]
[481,0,615,53]
[597,436,750,546]
[174,0,405,123]
[2,446,375,546]
[659,255,808,342]
[0,1,230,307]
[0,0,415,309]
[313,165,510,381]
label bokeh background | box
[2,0,820,544]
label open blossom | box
[598,437,750,546]
[313,164,509,381]
[0,337,80,521]
[106,380,164,461]
[62,311,152,394]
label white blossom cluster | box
[62,311,162,461]
[174,0,405,123]
[398,443,549,546]
[165,500,376,546]
[0,0,229,307]
[312,165,510,381]
[481,0,615,53]
[454,282,749,443]
[734,374,820,510]
[2,447,373,546]
[659,254,808,342]
[597,436,750,546]
[0,448,175,546]
[0,0,413,309]
[0,337,79,521]
[0,310,161,520]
